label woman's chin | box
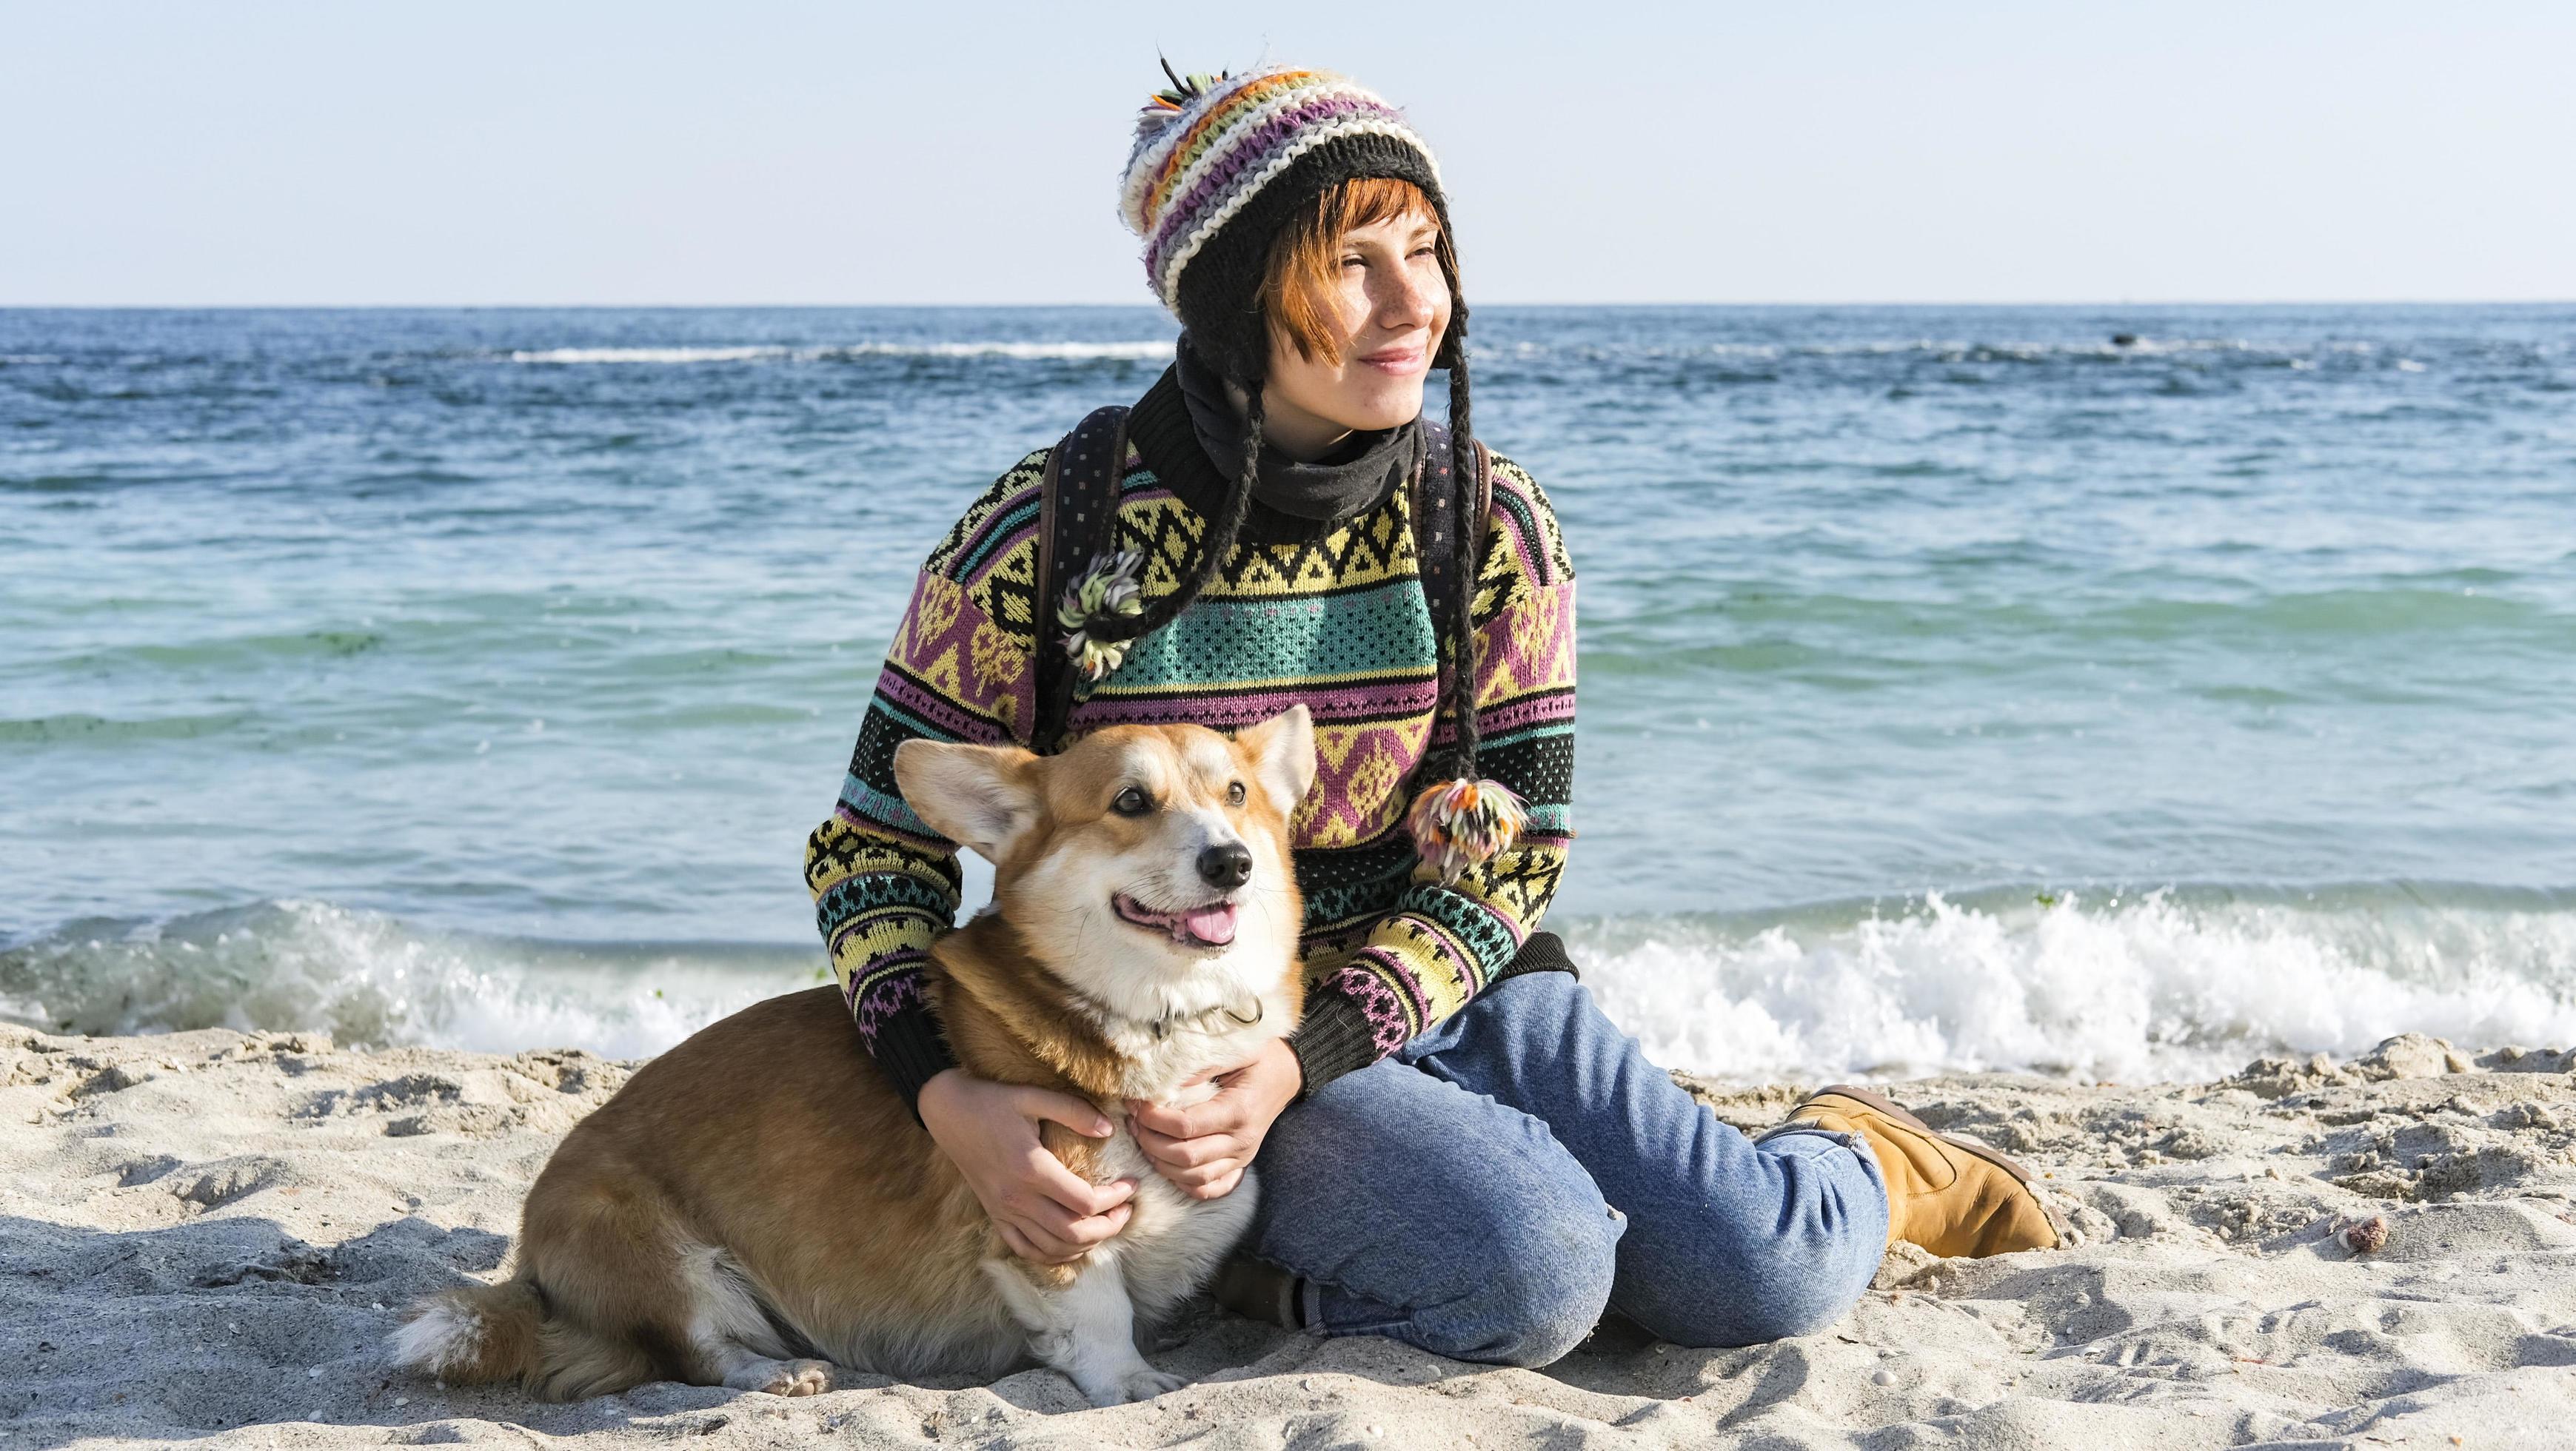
[1334,380,1429,430]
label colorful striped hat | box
[1083,64,1515,884]
[1115,64,1463,382]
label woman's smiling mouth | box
[1356,340,1427,375]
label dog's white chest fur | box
[1088,979,1299,1233]
[977,985,1297,1407]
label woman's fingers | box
[1018,1190,1132,1247]
[1008,1217,1074,1263]
[1003,1190,1134,1264]
[1161,1156,1245,1191]
[1026,1146,1137,1217]
[1131,1122,1240,1170]
[1016,1085,1116,1139]
[997,1220,1068,1264]
[1127,1094,1233,1142]
[1182,1165,1248,1201]
[1001,1211,1087,1263]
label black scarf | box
[1172,332,1423,525]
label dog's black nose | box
[1197,842,1254,890]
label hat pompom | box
[1131,103,1183,147]
[1405,776,1526,885]
[1134,61,1225,145]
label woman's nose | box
[1376,266,1439,330]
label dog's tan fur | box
[390,708,1314,1407]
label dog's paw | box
[1069,1364,1186,1407]
[1116,1367,1187,1404]
[755,1358,832,1397]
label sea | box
[5,304,2573,1085]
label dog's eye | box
[1111,786,1153,817]
[1226,781,1248,807]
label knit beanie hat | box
[1078,62,1521,884]
[1117,64,1467,383]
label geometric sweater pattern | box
[803,366,1576,1092]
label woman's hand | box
[917,1068,1137,1264]
[1126,1036,1304,1201]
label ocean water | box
[5,304,2573,1082]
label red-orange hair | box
[1259,177,1457,366]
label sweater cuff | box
[866,999,960,1119]
[1286,992,1384,1099]
[1493,929,1579,983]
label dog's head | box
[892,706,1314,1020]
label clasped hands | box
[917,1036,1302,1265]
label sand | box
[7,1022,2576,1450]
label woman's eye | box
[1227,781,1248,807]
[1112,787,1152,817]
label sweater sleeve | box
[1288,455,1579,1092]
[805,452,1049,1110]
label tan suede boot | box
[1773,1085,2063,1258]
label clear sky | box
[7,1,2572,306]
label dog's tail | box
[389,1279,660,1400]
[389,1279,547,1386]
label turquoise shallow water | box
[4,305,2573,1079]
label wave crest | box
[1572,887,2576,1085]
[10,888,2574,1082]
[0,901,813,1059]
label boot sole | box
[1810,1084,2068,1248]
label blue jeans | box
[1248,971,1889,1366]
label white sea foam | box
[1573,889,2576,1086]
[0,900,811,1059]
[860,341,1174,360]
[505,341,1172,365]
[508,346,789,365]
[10,890,2574,1079]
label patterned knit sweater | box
[804,366,1576,1098]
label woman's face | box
[1259,209,1451,457]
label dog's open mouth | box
[1112,894,1240,948]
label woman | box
[807,64,2058,1368]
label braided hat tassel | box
[1406,774,1527,885]
[1402,358,1521,887]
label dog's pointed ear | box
[892,740,1043,863]
[1234,704,1317,817]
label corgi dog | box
[391,707,1314,1407]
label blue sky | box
[7,1,2571,306]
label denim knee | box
[1625,1127,1885,1348]
[1421,1176,1622,1367]
[1707,1257,1867,1344]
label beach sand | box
[7,1022,2576,1450]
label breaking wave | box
[9,886,2575,1084]
[0,900,814,1060]
[1571,885,2576,1086]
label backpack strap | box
[1030,404,1131,755]
[1411,420,1492,683]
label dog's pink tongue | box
[1182,903,1240,946]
